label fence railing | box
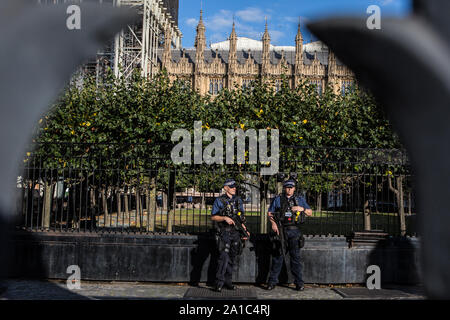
[15,142,417,236]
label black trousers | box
[215,229,241,286]
[268,228,304,286]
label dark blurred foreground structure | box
[307,0,450,298]
[0,0,138,295]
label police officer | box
[211,178,250,292]
[266,179,313,291]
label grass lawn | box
[95,208,417,236]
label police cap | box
[283,179,296,188]
[224,178,237,188]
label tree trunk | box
[276,181,283,194]
[101,187,108,220]
[162,192,168,211]
[166,170,176,232]
[145,187,150,231]
[136,188,143,229]
[408,192,412,216]
[90,187,97,229]
[259,179,268,234]
[388,175,406,236]
[201,192,206,210]
[149,178,156,232]
[124,189,129,215]
[41,181,53,230]
[364,200,371,231]
[316,192,322,213]
[117,189,121,218]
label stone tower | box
[228,21,238,88]
[194,10,206,92]
[295,19,303,87]
[261,18,271,77]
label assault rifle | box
[270,212,292,280]
[224,209,250,240]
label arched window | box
[275,80,281,93]
[310,80,323,96]
[341,80,354,96]
[209,79,224,95]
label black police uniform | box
[211,194,246,290]
[267,192,309,288]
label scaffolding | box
[113,0,182,80]
[37,0,182,81]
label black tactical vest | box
[279,194,299,227]
[217,195,243,229]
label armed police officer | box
[211,178,250,292]
[266,179,313,291]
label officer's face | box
[285,186,295,197]
[224,185,236,195]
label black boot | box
[295,283,305,291]
[214,283,223,292]
[224,283,237,290]
[266,283,276,290]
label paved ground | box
[0,280,426,300]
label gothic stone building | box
[158,11,355,96]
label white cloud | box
[236,7,269,23]
[186,18,198,28]
[270,30,285,43]
[204,9,233,32]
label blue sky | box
[178,0,412,48]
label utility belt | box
[218,224,237,233]
[215,224,244,255]
[283,225,299,230]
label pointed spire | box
[294,16,304,84]
[195,8,206,51]
[296,17,303,42]
[230,15,237,39]
[228,15,237,65]
[197,9,205,30]
[262,17,271,74]
[262,16,270,41]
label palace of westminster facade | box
[157,10,356,96]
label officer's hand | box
[224,217,235,225]
[292,206,304,213]
[271,223,279,235]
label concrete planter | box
[10,231,421,285]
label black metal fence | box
[15,143,417,236]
